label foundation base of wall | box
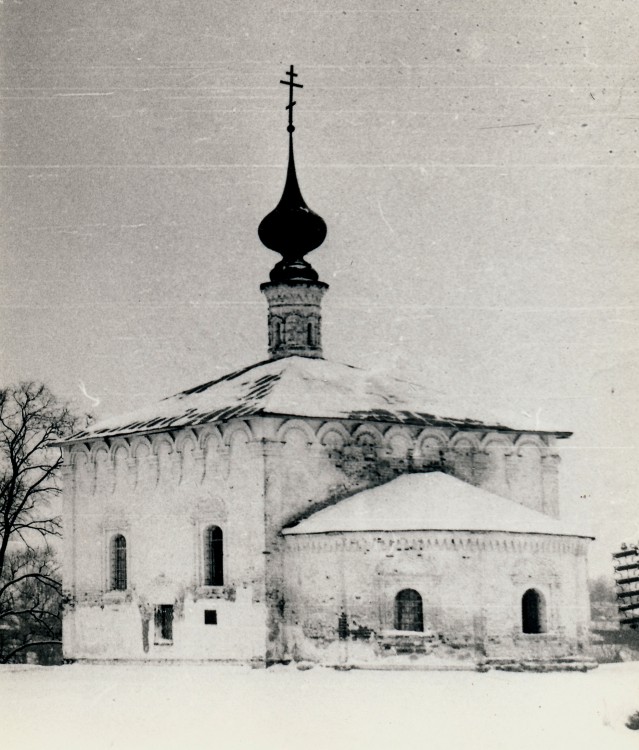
[68,657,263,666]
[481,657,598,672]
[59,655,599,672]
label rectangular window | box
[204,609,217,625]
[154,605,174,643]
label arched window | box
[204,526,224,586]
[394,589,423,632]
[522,588,546,634]
[110,534,127,591]
[272,318,283,348]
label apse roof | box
[62,355,571,444]
[282,472,591,538]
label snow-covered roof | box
[282,472,591,538]
[64,356,570,444]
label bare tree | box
[0,383,80,663]
[0,547,63,663]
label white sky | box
[1,0,638,576]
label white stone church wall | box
[61,413,571,665]
[256,416,565,661]
[62,421,267,662]
[259,418,561,533]
[281,531,591,668]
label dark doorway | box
[154,604,174,643]
[394,589,424,632]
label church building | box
[59,68,594,670]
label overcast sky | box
[1,0,638,577]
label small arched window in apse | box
[394,589,424,632]
[522,588,546,634]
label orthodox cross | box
[280,64,303,133]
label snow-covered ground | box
[1,662,638,749]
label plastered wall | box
[281,531,591,667]
[63,421,267,661]
[61,414,574,665]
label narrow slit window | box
[204,526,224,586]
[276,320,284,348]
[110,534,127,591]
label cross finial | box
[280,64,303,133]
[258,64,326,285]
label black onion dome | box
[258,137,327,281]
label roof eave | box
[282,528,594,540]
[54,413,572,448]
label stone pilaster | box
[541,454,560,518]
[504,451,518,501]
[472,450,489,486]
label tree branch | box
[0,639,62,664]
[0,572,61,600]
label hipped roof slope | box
[64,356,570,444]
